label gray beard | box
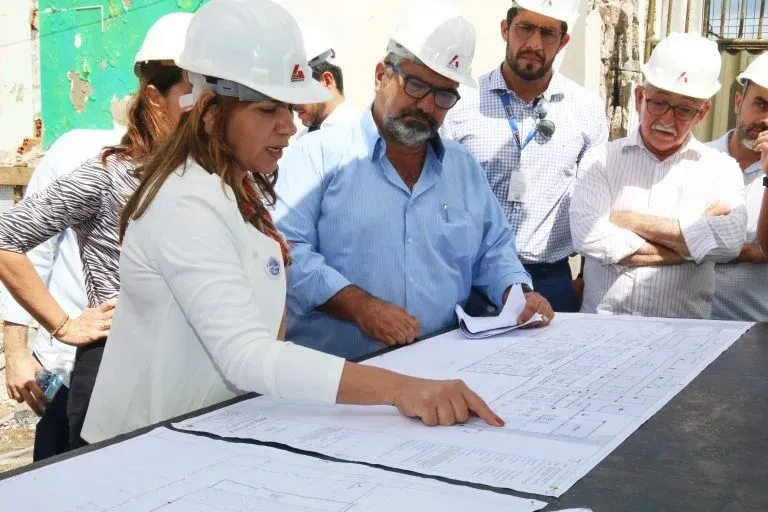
[384,115,436,147]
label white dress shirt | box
[708,131,768,321]
[297,99,359,138]
[82,160,345,443]
[571,130,746,319]
[1,128,122,385]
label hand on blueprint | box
[354,296,420,346]
[393,377,505,427]
[517,292,554,328]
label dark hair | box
[101,62,184,163]
[506,7,568,34]
[311,61,344,95]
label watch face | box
[764,175,768,187]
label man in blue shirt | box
[275,1,553,359]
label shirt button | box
[407,237,414,244]
[408,276,415,284]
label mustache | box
[651,122,677,136]
[397,108,437,129]
[516,50,545,63]
[744,123,768,136]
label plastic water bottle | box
[35,368,64,401]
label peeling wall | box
[38,0,202,148]
[0,0,39,164]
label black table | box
[3,323,766,512]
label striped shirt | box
[0,154,139,307]
[571,129,747,319]
[708,130,768,321]
[441,68,608,263]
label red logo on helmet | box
[290,64,305,82]
[676,71,688,84]
[448,55,460,69]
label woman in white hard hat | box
[81,0,503,443]
[0,12,193,450]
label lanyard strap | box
[498,91,537,150]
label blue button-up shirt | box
[275,108,531,359]
[441,68,608,264]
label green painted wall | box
[39,0,207,148]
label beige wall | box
[278,0,600,112]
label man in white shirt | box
[294,22,357,134]
[3,127,122,460]
[571,32,746,319]
[708,54,768,321]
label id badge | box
[507,171,528,203]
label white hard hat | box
[298,22,337,68]
[737,52,768,89]
[387,0,477,88]
[133,12,193,77]
[641,32,721,100]
[176,0,331,105]
[511,0,580,26]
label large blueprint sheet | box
[174,314,752,497]
[0,427,546,511]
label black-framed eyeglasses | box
[387,63,461,109]
[644,98,701,121]
[511,22,564,45]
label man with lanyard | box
[708,53,768,321]
[294,22,357,135]
[441,0,607,312]
[275,0,553,360]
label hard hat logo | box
[448,55,461,70]
[639,32,721,99]
[542,0,553,7]
[291,65,306,83]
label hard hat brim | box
[256,81,333,104]
[641,64,721,100]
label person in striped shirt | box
[570,33,747,319]
[0,13,192,450]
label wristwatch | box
[763,175,768,187]
[520,283,534,294]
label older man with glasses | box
[570,33,746,319]
[441,0,608,313]
[275,1,553,359]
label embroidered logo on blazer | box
[265,256,282,278]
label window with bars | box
[705,0,768,39]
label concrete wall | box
[280,0,604,111]
[0,0,39,164]
[16,0,605,150]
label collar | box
[360,106,446,165]
[622,127,703,160]
[487,65,566,103]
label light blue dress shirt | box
[274,108,531,359]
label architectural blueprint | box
[0,427,546,511]
[174,314,752,497]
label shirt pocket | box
[438,206,473,262]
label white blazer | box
[82,160,344,443]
